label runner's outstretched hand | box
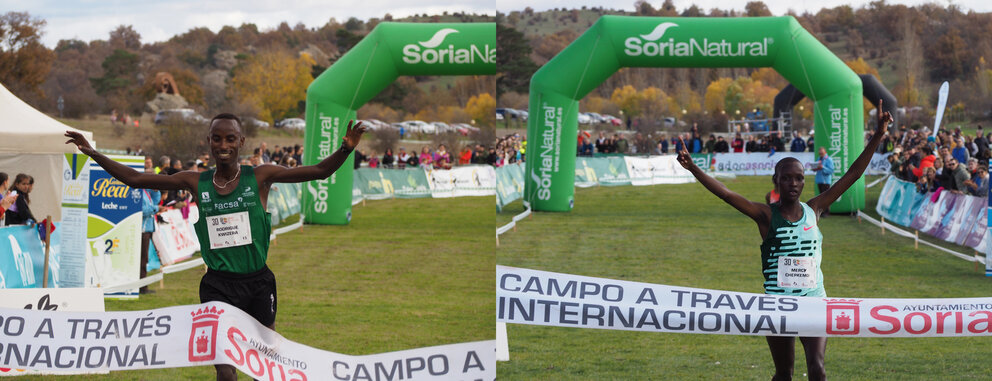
[876,99,893,136]
[676,137,695,170]
[64,131,96,156]
[342,120,367,150]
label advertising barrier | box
[496,164,524,211]
[0,224,61,289]
[151,207,199,266]
[86,155,143,297]
[498,265,992,337]
[0,288,106,376]
[0,302,495,380]
[59,153,90,287]
[427,165,497,198]
[875,177,989,253]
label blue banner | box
[0,223,62,288]
[876,177,989,253]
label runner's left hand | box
[876,99,893,136]
[342,120,367,150]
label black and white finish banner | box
[0,302,495,380]
[497,266,992,337]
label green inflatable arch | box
[525,16,864,213]
[303,22,496,225]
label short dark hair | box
[772,157,802,183]
[0,172,7,187]
[210,113,243,132]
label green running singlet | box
[759,202,825,297]
[193,165,271,274]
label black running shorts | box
[199,265,277,327]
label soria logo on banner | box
[402,28,495,64]
[825,299,861,335]
[531,104,561,200]
[624,22,772,57]
[188,306,224,362]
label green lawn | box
[23,196,494,380]
[496,175,991,380]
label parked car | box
[401,120,433,134]
[244,117,270,129]
[154,108,207,125]
[577,113,593,124]
[601,114,622,126]
[431,122,452,134]
[276,118,306,130]
[452,123,479,136]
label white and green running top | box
[760,202,825,297]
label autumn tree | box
[90,49,142,113]
[230,50,314,122]
[496,24,538,97]
[745,1,773,17]
[108,25,141,50]
[0,12,55,101]
[465,93,496,126]
[611,85,641,121]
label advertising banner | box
[151,208,199,266]
[575,156,631,187]
[0,288,106,376]
[59,153,90,287]
[496,163,524,210]
[428,165,497,198]
[623,155,694,186]
[0,224,61,289]
[876,177,989,253]
[0,302,495,380]
[498,266,992,337]
[354,168,432,200]
[86,155,143,297]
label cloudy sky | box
[5,0,988,48]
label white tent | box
[0,83,94,221]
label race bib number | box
[777,256,817,288]
[206,211,252,249]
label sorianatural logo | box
[402,28,495,64]
[624,22,772,58]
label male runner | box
[66,113,366,380]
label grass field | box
[21,195,494,380]
[496,175,991,380]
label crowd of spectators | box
[884,126,989,197]
[352,136,523,170]
[579,124,815,156]
[0,172,33,227]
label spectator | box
[368,151,379,168]
[659,135,669,154]
[690,132,702,153]
[946,158,970,193]
[139,164,161,294]
[951,137,969,164]
[406,151,420,167]
[614,134,629,154]
[806,133,815,152]
[382,148,395,169]
[714,136,729,153]
[963,166,988,197]
[732,133,744,153]
[745,135,758,153]
[5,174,36,225]
[459,147,472,165]
[790,133,807,152]
[419,146,433,169]
[769,131,784,152]
[0,172,13,226]
[704,135,716,153]
[595,132,608,154]
[813,147,834,199]
[260,142,271,163]
[397,148,410,169]
[917,167,940,194]
[353,149,366,169]
[434,144,452,170]
[156,156,170,174]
